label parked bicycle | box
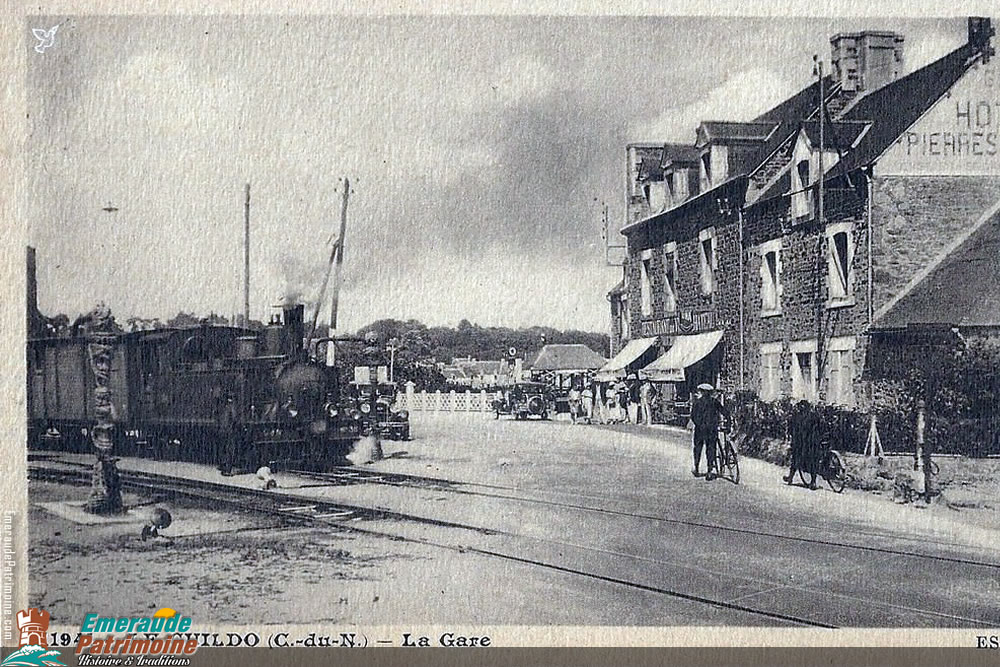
[714,421,740,484]
[796,441,848,493]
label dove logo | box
[1,608,64,666]
[32,25,59,54]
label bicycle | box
[713,422,740,484]
[796,442,848,493]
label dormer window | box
[663,242,678,312]
[698,227,717,296]
[639,249,653,316]
[700,152,712,191]
[792,158,814,219]
[759,239,782,316]
[826,222,855,307]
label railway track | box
[288,466,1000,572]
[29,459,834,628]
[29,457,1000,627]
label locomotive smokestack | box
[282,303,305,357]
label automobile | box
[492,382,555,420]
[349,381,411,440]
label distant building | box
[440,357,513,388]
[606,18,1000,406]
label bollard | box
[914,401,925,473]
[916,401,935,503]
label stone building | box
[604,18,1000,409]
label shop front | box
[640,329,725,425]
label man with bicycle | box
[690,383,729,481]
[784,400,822,489]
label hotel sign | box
[879,62,1000,176]
[640,310,720,337]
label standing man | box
[567,382,582,424]
[217,389,239,476]
[690,383,728,480]
[581,382,595,425]
[628,374,641,424]
[639,379,657,425]
[616,380,629,423]
[784,400,821,489]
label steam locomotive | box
[27,304,361,470]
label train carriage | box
[27,304,361,470]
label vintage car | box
[492,382,555,420]
[349,382,411,440]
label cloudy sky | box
[25,14,965,332]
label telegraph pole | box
[815,56,827,404]
[243,183,251,326]
[330,178,351,331]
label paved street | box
[33,412,1000,629]
[345,412,1000,627]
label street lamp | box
[362,330,383,462]
[386,330,424,383]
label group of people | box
[564,377,825,489]
[688,385,827,488]
[565,373,659,425]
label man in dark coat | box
[690,383,729,480]
[784,400,822,489]
[217,391,239,476]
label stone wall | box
[870,175,1000,313]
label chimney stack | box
[831,31,904,93]
[969,17,995,62]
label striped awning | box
[595,337,657,381]
[640,330,724,381]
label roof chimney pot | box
[831,31,904,93]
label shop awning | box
[640,330,724,381]
[595,337,658,381]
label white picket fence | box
[397,384,502,412]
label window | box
[759,239,782,315]
[760,342,783,402]
[790,340,817,402]
[621,273,630,339]
[826,222,855,306]
[825,337,856,407]
[648,182,667,212]
[698,228,716,295]
[791,158,814,219]
[674,169,688,202]
[639,250,653,316]
[620,296,630,340]
[663,242,678,312]
[700,151,712,190]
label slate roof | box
[475,361,503,375]
[752,43,978,203]
[700,121,778,143]
[754,76,832,124]
[874,206,1000,329]
[637,152,664,181]
[660,143,700,167]
[839,43,977,171]
[800,120,870,150]
[624,30,986,234]
[529,344,607,371]
[441,367,468,380]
